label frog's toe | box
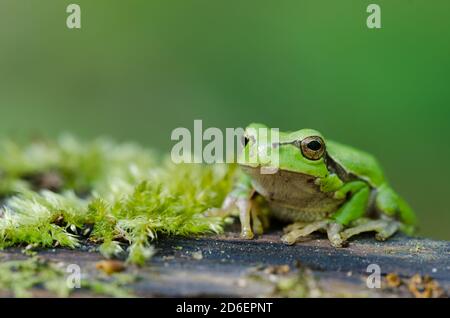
[240,228,254,240]
[251,213,264,236]
[375,221,400,241]
[326,222,345,247]
[340,219,400,242]
[281,220,329,245]
[281,233,297,245]
[252,223,264,236]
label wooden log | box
[0,229,449,297]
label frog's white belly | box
[241,167,345,222]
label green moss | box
[268,267,322,298]
[0,136,235,265]
[0,256,136,297]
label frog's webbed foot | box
[281,218,400,247]
[281,220,343,246]
[283,221,343,246]
[341,218,400,242]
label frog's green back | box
[326,140,386,187]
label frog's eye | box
[300,136,325,160]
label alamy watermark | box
[170,120,280,174]
[66,264,81,289]
[66,4,81,29]
[366,263,381,289]
[367,4,381,29]
[64,4,380,31]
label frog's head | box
[239,123,329,178]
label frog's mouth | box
[239,164,279,175]
[240,165,317,185]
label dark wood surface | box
[0,230,449,298]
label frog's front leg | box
[328,180,372,246]
[207,175,266,239]
[225,194,269,239]
[340,217,401,242]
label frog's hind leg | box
[205,195,238,218]
[281,220,329,245]
[375,184,417,235]
[282,221,348,247]
[340,217,401,242]
[282,222,310,233]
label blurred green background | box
[0,0,449,239]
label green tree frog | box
[213,123,417,247]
